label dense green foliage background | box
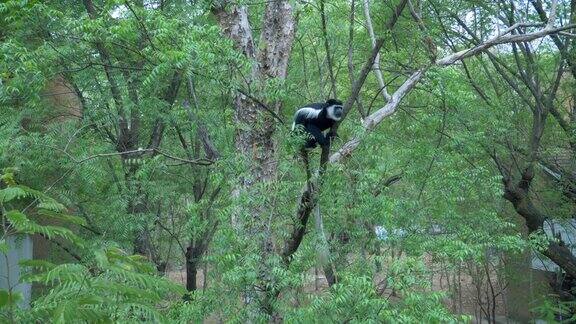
[1,0,575,322]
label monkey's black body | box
[293,103,336,129]
[292,99,343,149]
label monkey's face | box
[327,104,343,121]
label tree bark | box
[211,1,296,317]
[320,0,337,98]
[362,0,391,101]
[504,182,576,278]
[213,1,295,182]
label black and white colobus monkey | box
[292,99,344,149]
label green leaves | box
[0,184,66,212]
[23,246,185,323]
[2,0,574,322]
[0,290,22,309]
[5,210,84,246]
[0,240,8,254]
[0,171,184,322]
[0,186,27,203]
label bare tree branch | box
[363,0,392,101]
[331,69,424,163]
[437,23,574,66]
[320,0,337,98]
[73,148,214,165]
[334,22,576,163]
[339,0,410,127]
[548,0,559,28]
[347,0,367,118]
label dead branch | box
[73,148,214,165]
[363,0,392,101]
[437,23,574,66]
[334,22,576,163]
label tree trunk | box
[504,185,576,278]
[212,1,296,317]
[213,1,295,180]
[185,245,200,292]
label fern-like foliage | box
[19,248,184,323]
[0,169,184,323]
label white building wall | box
[0,234,33,308]
[531,219,576,272]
